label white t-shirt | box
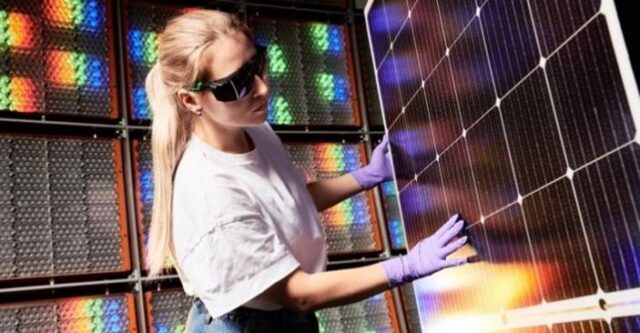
[171,121,327,319]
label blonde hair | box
[145,9,251,277]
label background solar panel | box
[256,0,348,9]
[316,291,401,332]
[398,283,421,333]
[0,0,117,118]
[381,180,406,250]
[141,287,400,333]
[0,135,129,280]
[366,0,640,331]
[0,293,137,332]
[132,138,176,271]
[252,15,361,127]
[356,17,385,130]
[370,134,407,250]
[124,2,189,121]
[144,289,192,333]
[285,141,382,255]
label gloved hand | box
[382,214,468,288]
[351,134,393,190]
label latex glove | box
[351,134,393,189]
[382,214,468,288]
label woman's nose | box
[252,74,269,97]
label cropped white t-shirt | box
[171,121,327,319]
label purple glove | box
[351,134,393,189]
[382,214,468,288]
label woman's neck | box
[192,120,254,154]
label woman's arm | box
[259,215,468,312]
[306,174,362,211]
[306,135,393,211]
[261,264,389,312]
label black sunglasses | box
[188,44,267,102]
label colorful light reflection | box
[381,181,406,249]
[57,297,130,332]
[267,94,293,125]
[315,73,349,104]
[0,11,36,49]
[309,23,343,54]
[128,28,159,119]
[45,51,106,88]
[311,144,371,228]
[413,246,548,333]
[44,0,105,32]
[0,75,38,112]
[267,43,288,77]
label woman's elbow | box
[260,268,318,312]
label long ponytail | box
[144,10,251,277]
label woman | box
[144,9,469,332]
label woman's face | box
[184,31,269,127]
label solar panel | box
[0,0,117,118]
[252,16,361,127]
[284,141,383,255]
[365,0,640,331]
[0,134,130,280]
[144,289,193,333]
[0,293,137,332]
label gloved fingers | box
[380,133,389,148]
[374,135,390,156]
[440,236,468,256]
[439,220,465,246]
[442,257,467,269]
[434,214,460,239]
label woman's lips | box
[252,102,267,112]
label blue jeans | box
[186,297,320,333]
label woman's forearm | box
[306,174,363,211]
[303,263,390,310]
[260,263,390,312]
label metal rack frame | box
[0,1,408,332]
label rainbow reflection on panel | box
[381,181,406,249]
[256,18,355,126]
[1,1,111,116]
[286,142,378,253]
[0,295,135,332]
[148,290,192,333]
[127,29,159,119]
[268,93,293,124]
[309,23,343,54]
[0,11,40,113]
[126,4,191,121]
[0,75,38,112]
[313,144,370,228]
[43,0,105,32]
[45,50,107,89]
[316,292,397,332]
[0,11,36,49]
[134,140,174,269]
[412,247,544,333]
[315,72,348,103]
[57,297,130,332]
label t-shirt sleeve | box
[178,177,300,319]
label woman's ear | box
[177,89,203,115]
